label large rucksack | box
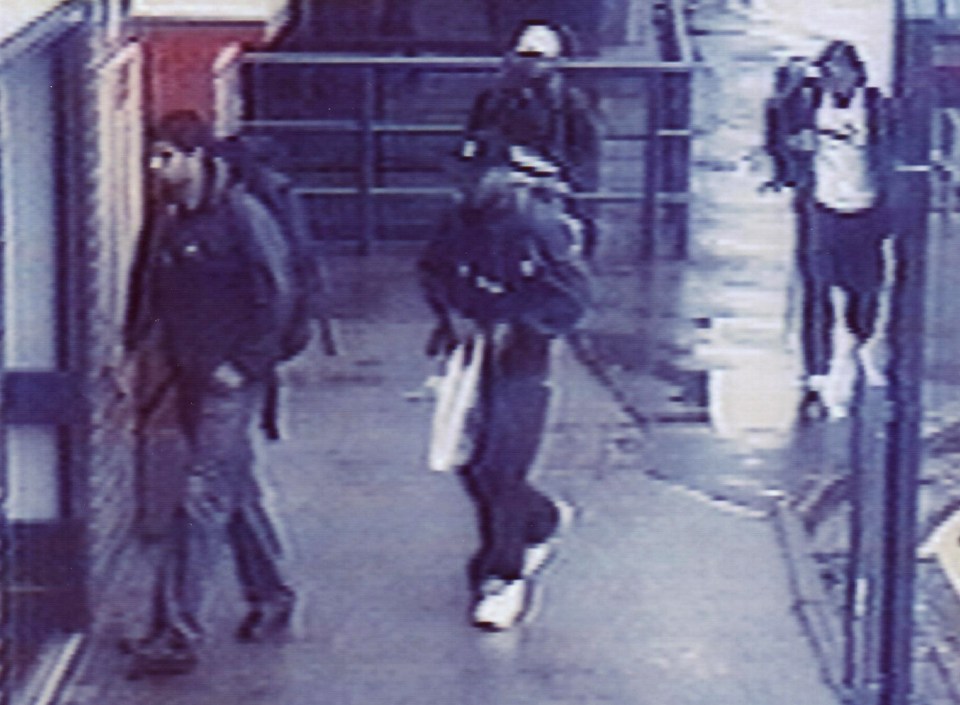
[763,58,815,189]
[217,138,318,361]
[217,139,321,439]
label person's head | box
[815,41,867,96]
[148,110,214,201]
[505,21,570,81]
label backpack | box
[763,58,815,188]
[217,141,320,439]
[218,140,318,362]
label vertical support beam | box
[844,7,934,705]
[875,11,934,703]
[842,10,933,705]
[641,71,662,260]
[660,67,691,259]
[0,39,9,705]
[358,65,375,255]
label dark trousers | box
[459,325,560,586]
[796,197,886,377]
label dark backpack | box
[218,140,319,362]
[217,141,320,439]
[764,59,815,189]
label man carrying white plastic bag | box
[419,163,591,631]
[429,334,486,473]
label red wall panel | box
[136,25,267,124]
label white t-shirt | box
[813,89,877,213]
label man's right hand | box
[426,320,456,358]
[426,316,484,358]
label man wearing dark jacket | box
[461,21,600,254]
[123,112,296,675]
[420,165,590,631]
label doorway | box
[0,29,89,700]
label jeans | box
[459,325,560,586]
[148,379,288,639]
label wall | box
[137,25,264,123]
[85,39,146,585]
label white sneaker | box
[858,345,888,388]
[472,578,528,631]
[522,498,576,577]
[553,497,576,532]
[522,543,554,577]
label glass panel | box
[0,47,58,370]
[5,425,59,522]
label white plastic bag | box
[429,334,485,472]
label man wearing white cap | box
[461,21,600,253]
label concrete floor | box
[61,253,837,703]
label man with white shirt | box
[783,41,892,417]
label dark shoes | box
[122,587,295,678]
[123,630,199,679]
[236,587,296,642]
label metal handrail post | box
[240,47,697,254]
[660,67,692,259]
[844,4,934,703]
[359,65,376,254]
[642,71,662,259]
[871,9,934,702]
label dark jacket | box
[766,79,892,200]
[125,160,292,388]
[419,191,591,337]
[465,73,600,190]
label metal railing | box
[239,15,695,256]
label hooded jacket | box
[419,185,591,336]
[125,157,293,389]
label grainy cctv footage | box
[0,1,953,704]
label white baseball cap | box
[514,24,563,58]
